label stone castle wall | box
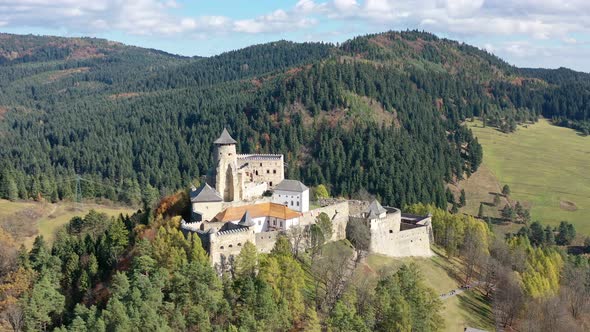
[300,201,349,241]
[392,225,432,257]
[194,199,433,268]
[238,154,284,188]
[243,182,268,200]
[192,201,223,222]
[209,228,256,266]
[255,230,281,254]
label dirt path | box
[439,282,481,300]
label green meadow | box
[467,119,590,234]
[0,199,135,248]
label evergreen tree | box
[501,204,515,222]
[459,189,466,207]
[235,242,258,278]
[502,184,511,196]
[23,275,65,331]
[477,203,484,218]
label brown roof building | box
[213,202,301,223]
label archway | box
[224,165,234,201]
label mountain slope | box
[0,30,587,208]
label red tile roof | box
[213,202,301,222]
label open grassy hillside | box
[0,199,136,248]
[360,252,494,332]
[466,119,590,234]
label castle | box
[181,129,433,268]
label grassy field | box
[0,199,136,248]
[464,119,590,235]
[361,251,494,332]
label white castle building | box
[181,128,434,268]
[271,179,309,213]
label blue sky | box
[2,0,589,72]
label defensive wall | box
[300,200,349,241]
[185,199,433,268]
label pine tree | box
[501,204,515,222]
[544,226,555,246]
[502,184,511,196]
[459,189,466,207]
[477,203,484,218]
[23,275,65,331]
[1,170,18,201]
[235,242,258,278]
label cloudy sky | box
[1,0,589,72]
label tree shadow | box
[567,246,587,255]
[430,254,464,285]
[457,291,495,330]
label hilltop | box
[0,30,588,209]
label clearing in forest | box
[0,199,136,248]
[359,251,494,332]
[465,119,590,234]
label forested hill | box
[0,30,588,208]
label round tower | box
[214,128,239,202]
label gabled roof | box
[214,128,237,145]
[238,210,255,227]
[190,183,223,203]
[365,199,386,218]
[274,179,308,192]
[213,202,301,222]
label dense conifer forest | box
[0,30,588,207]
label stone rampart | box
[209,228,256,266]
[301,201,349,241]
[255,230,282,254]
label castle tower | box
[214,128,242,202]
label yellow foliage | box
[405,203,492,257]
[0,267,35,310]
[508,237,563,298]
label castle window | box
[256,170,259,175]
[297,202,300,206]
[389,230,393,234]
[270,182,273,186]
[291,201,294,206]
[273,169,276,174]
[220,246,224,249]
[266,169,270,174]
[229,244,233,248]
[238,243,242,246]
[260,163,262,166]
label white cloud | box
[442,0,485,18]
[563,37,577,44]
[0,0,230,35]
[233,7,318,34]
[1,0,589,71]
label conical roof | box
[190,183,223,203]
[365,199,386,218]
[214,128,237,145]
[238,210,255,227]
